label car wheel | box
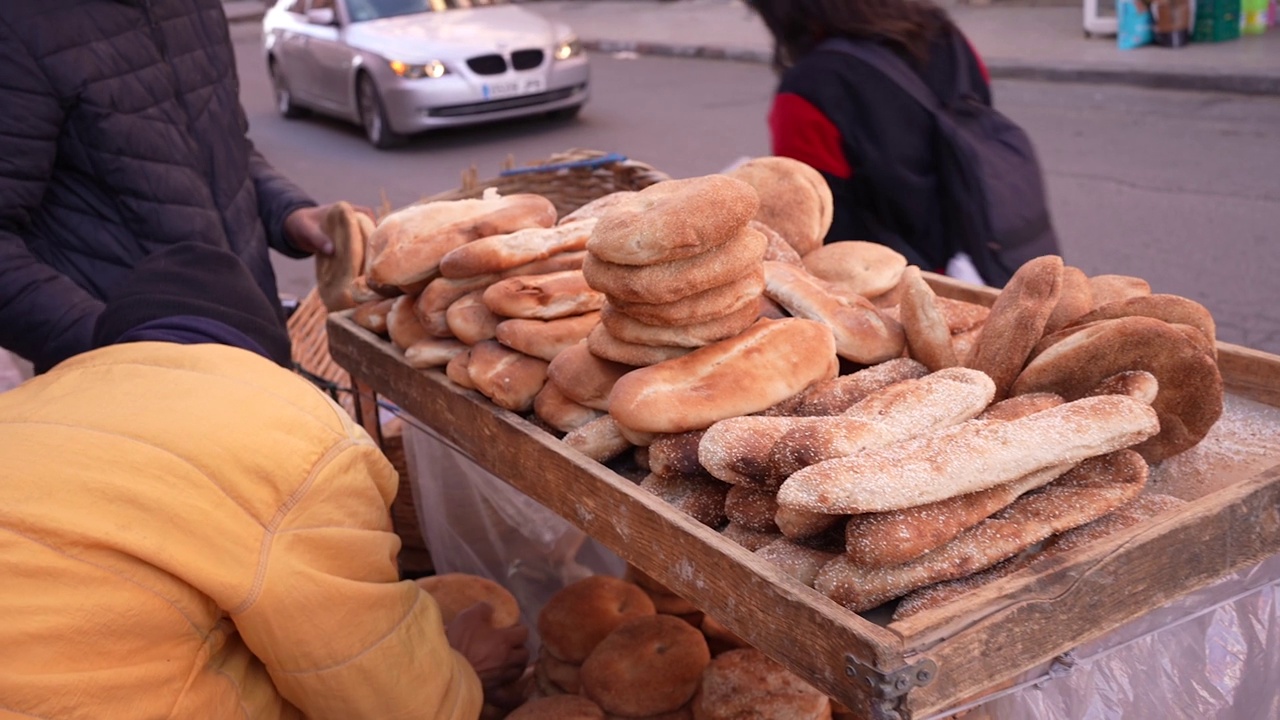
[269,59,307,119]
[357,74,406,150]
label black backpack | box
[821,37,1061,287]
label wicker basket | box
[288,149,671,579]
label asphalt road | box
[230,23,1280,355]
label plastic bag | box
[1118,0,1156,48]
[401,421,626,653]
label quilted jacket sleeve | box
[0,17,104,371]
[230,437,484,720]
[248,144,316,259]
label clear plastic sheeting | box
[928,551,1280,720]
[402,423,625,653]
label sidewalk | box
[225,0,1280,95]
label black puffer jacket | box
[0,0,315,372]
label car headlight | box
[554,36,582,61]
[389,59,449,79]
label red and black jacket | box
[769,26,990,271]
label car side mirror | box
[305,7,337,25]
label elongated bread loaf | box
[445,291,501,345]
[369,193,557,287]
[788,357,930,416]
[586,324,691,367]
[815,449,1149,611]
[778,394,1159,514]
[483,270,606,321]
[607,268,764,327]
[415,275,494,336]
[496,312,600,362]
[699,416,827,488]
[583,226,766,305]
[404,337,468,369]
[546,339,636,412]
[445,348,475,389]
[439,219,595,279]
[844,462,1075,569]
[762,261,906,365]
[767,367,996,482]
[317,201,367,311]
[467,340,550,413]
[563,415,632,463]
[610,318,838,435]
[599,300,758,349]
[534,381,604,433]
[352,296,395,336]
[387,294,430,350]
[898,265,957,371]
[648,431,707,478]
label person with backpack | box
[747,0,1060,287]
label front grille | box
[427,86,578,118]
[467,54,506,75]
[511,49,544,70]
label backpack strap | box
[818,37,944,115]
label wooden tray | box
[326,274,1280,719]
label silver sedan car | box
[263,0,590,148]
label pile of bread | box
[323,155,1225,617]
[417,570,843,720]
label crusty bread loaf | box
[801,241,907,300]
[844,462,1075,569]
[439,220,595,279]
[898,266,957,371]
[724,485,780,533]
[607,268,764,327]
[1067,293,1216,351]
[816,450,1149,612]
[387,294,431,350]
[563,415,633,463]
[762,261,905,365]
[580,615,710,718]
[728,156,833,256]
[534,381,604,433]
[1043,265,1093,334]
[778,394,1159,514]
[497,312,601,362]
[788,357,930,416]
[547,340,636,411]
[446,290,502,345]
[639,473,731,528]
[586,175,759,266]
[586,324,691,367]
[1012,315,1222,462]
[317,201,367,311]
[752,220,804,266]
[964,254,1064,401]
[767,367,996,482]
[648,431,707,478]
[507,695,605,720]
[558,190,639,226]
[539,575,657,664]
[404,337,469,369]
[445,348,475,389]
[1088,274,1151,308]
[467,340,550,413]
[692,648,831,720]
[483,270,606,321]
[611,318,839,435]
[369,193,558,287]
[773,505,843,541]
[699,416,827,488]
[352,296,395,336]
[755,538,839,588]
[584,225,765,305]
[415,573,521,627]
[416,275,495,337]
[599,300,759,349]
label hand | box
[445,602,530,697]
[283,202,376,256]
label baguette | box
[767,367,995,482]
[815,450,1149,611]
[778,394,1159,514]
[609,318,838,435]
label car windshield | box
[346,0,508,23]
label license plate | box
[484,78,544,100]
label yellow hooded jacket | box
[0,342,483,719]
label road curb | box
[583,39,1280,96]
[226,13,1279,97]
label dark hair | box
[746,0,952,70]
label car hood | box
[345,6,566,62]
